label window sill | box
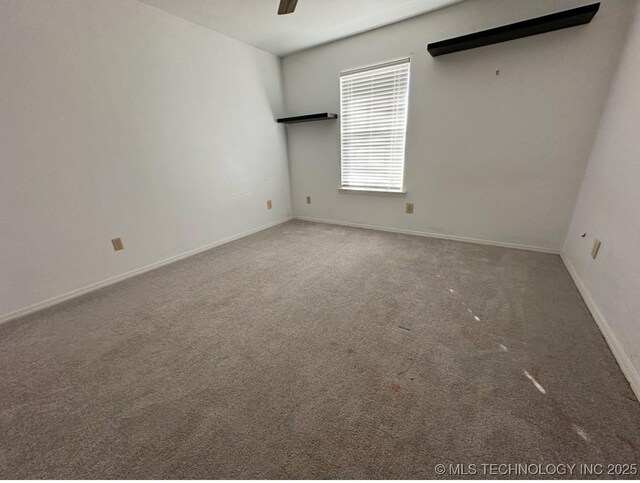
[338,188,407,197]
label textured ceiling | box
[139,0,465,56]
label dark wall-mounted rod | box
[427,3,600,57]
[277,113,338,124]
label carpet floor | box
[1,220,639,479]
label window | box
[340,58,410,193]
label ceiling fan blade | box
[278,0,298,15]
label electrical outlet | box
[267,200,272,210]
[591,239,601,259]
[111,238,124,251]
[306,196,311,204]
[405,202,414,214]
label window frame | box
[339,58,411,195]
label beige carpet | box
[1,220,639,478]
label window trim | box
[337,187,407,197]
[339,57,411,194]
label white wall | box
[0,0,292,320]
[562,1,640,396]
[282,0,633,252]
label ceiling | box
[139,0,465,57]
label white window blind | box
[340,58,410,192]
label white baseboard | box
[294,216,559,254]
[0,216,293,325]
[561,253,640,401]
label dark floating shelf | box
[277,112,338,124]
[427,3,600,57]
